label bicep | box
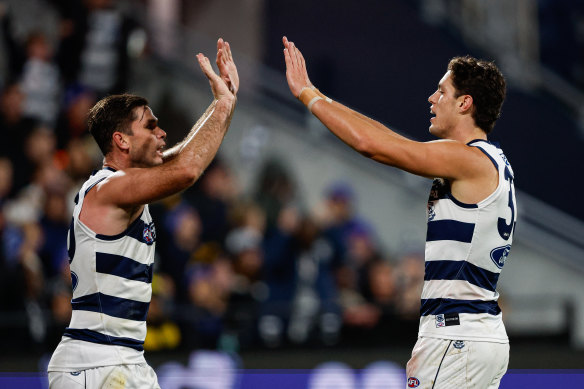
[367,138,482,180]
[94,163,195,208]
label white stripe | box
[432,199,478,223]
[95,237,154,265]
[421,279,499,301]
[418,312,508,343]
[69,310,146,340]
[425,240,471,262]
[96,273,152,303]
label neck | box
[102,154,128,171]
[447,121,487,144]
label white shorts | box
[48,363,160,389]
[405,337,509,389]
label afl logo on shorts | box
[408,377,420,387]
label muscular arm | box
[161,103,219,162]
[93,39,238,209]
[162,39,239,164]
[282,37,486,182]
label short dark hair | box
[87,94,149,155]
[447,56,506,134]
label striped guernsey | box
[418,140,516,343]
[49,167,156,371]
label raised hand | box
[216,38,239,95]
[282,36,313,98]
[196,42,236,102]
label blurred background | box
[0,0,583,383]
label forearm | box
[163,96,235,183]
[311,87,408,141]
[332,101,409,141]
[162,100,222,162]
[309,98,414,169]
[311,99,378,154]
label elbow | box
[353,134,375,158]
[184,166,202,187]
[175,163,202,189]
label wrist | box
[216,93,236,108]
[298,87,322,112]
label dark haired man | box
[47,38,238,389]
[282,37,515,388]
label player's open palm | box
[282,36,312,98]
[197,50,233,101]
[216,38,239,95]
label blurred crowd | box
[0,0,425,356]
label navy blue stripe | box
[426,220,475,243]
[420,298,501,316]
[84,177,107,196]
[95,211,154,246]
[71,292,149,321]
[466,139,487,146]
[96,252,153,283]
[67,217,76,263]
[472,145,499,170]
[430,180,477,209]
[63,328,143,351]
[446,194,478,209]
[424,260,500,292]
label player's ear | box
[112,131,130,151]
[458,95,473,113]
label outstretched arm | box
[96,39,238,208]
[282,36,482,181]
[163,38,238,162]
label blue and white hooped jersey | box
[48,167,156,371]
[419,140,516,343]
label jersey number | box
[497,167,516,240]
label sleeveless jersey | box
[48,167,157,371]
[418,140,516,343]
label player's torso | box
[49,168,157,371]
[419,140,516,342]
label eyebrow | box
[145,118,158,127]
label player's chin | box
[151,153,164,166]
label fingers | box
[216,38,233,68]
[197,53,218,80]
[225,41,233,61]
[283,37,304,72]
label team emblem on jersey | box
[71,271,79,292]
[143,222,156,244]
[407,377,420,387]
[427,203,436,221]
[490,244,511,269]
[435,314,445,327]
[453,340,465,349]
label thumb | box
[197,53,219,81]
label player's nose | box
[428,91,437,104]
